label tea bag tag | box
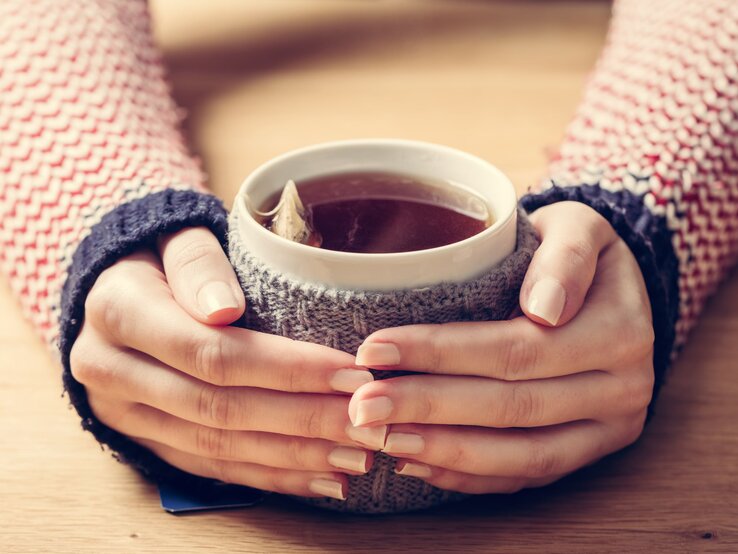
[243,180,321,247]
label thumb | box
[521,201,617,327]
[157,227,245,325]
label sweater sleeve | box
[521,0,738,410]
[0,1,229,481]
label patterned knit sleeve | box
[0,1,235,489]
[521,0,738,411]
[0,0,228,362]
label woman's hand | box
[70,227,382,501]
[348,202,655,494]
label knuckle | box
[562,237,596,269]
[615,313,655,363]
[416,389,440,423]
[69,336,115,389]
[208,458,232,484]
[191,333,227,385]
[68,332,93,384]
[633,318,656,358]
[425,325,445,373]
[298,400,327,438]
[198,386,236,428]
[196,426,233,460]
[278,347,310,392]
[85,276,126,338]
[283,438,310,469]
[260,466,287,494]
[619,372,654,415]
[498,383,542,427]
[499,331,539,380]
[440,444,474,474]
[167,239,218,275]
[523,438,559,478]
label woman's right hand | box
[69,227,383,501]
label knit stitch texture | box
[228,207,540,513]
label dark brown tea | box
[260,172,491,254]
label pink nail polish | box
[395,461,432,479]
[355,343,401,367]
[197,281,239,316]
[330,369,374,393]
[345,424,388,450]
[528,277,566,325]
[308,478,346,500]
[328,447,369,473]
[383,433,425,455]
[352,396,393,426]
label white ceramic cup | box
[234,139,517,291]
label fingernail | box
[330,368,374,394]
[383,433,425,455]
[527,277,566,325]
[308,478,346,501]
[395,461,432,479]
[197,281,239,316]
[352,396,393,426]
[328,447,369,473]
[356,342,401,367]
[345,424,388,450]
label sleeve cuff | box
[58,188,246,491]
[520,184,680,419]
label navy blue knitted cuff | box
[520,185,680,419]
[58,188,239,490]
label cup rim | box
[235,138,517,261]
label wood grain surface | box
[2,1,736,552]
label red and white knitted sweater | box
[1,0,737,485]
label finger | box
[394,460,563,495]
[521,201,617,326]
[158,226,245,325]
[85,268,369,393]
[90,399,373,474]
[347,371,652,428]
[83,346,358,442]
[355,316,619,381]
[139,439,349,500]
[383,418,641,479]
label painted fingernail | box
[527,277,566,325]
[197,281,239,316]
[395,461,432,479]
[346,424,388,450]
[328,447,370,473]
[356,342,401,367]
[383,433,425,455]
[308,478,346,501]
[330,368,374,393]
[352,396,393,426]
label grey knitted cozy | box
[228,207,539,514]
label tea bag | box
[249,180,321,247]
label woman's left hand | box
[348,201,655,494]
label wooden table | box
[3,1,737,552]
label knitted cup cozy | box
[227,207,540,514]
